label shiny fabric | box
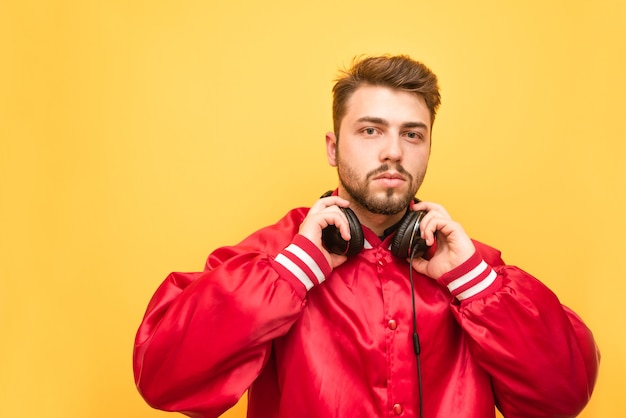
[133,207,599,418]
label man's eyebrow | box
[356,116,389,126]
[356,117,430,131]
[357,116,428,130]
[401,121,429,130]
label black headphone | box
[320,191,430,258]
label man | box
[133,55,599,417]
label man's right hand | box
[298,195,352,269]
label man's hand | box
[299,195,351,269]
[409,201,476,279]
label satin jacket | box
[133,207,599,418]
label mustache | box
[366,163,413,182]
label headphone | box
[320,191,430,258]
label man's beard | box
[338,162,424,215]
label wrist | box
[437,251,499,301]
[273,234,332,294]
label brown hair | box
[332,55,441,134]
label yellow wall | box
[1,1,623,417]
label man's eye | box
[406,132,421,140]
[364,128,376,135]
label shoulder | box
[237,207,310,250]
[205,207,310,269]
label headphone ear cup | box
[321,207,364,257]
[391,211,429,259]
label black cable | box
[409,250,424,418]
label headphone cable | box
[409,250,424,418]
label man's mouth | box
[372,172,406,187]
[366,164,413,188]
[373,172,405,181]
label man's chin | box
[364,189,412,215]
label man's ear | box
[326,131,338,167]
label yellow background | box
[1,0,624,417]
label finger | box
[419,215,449,246]
[412,201,451,219]
[416,212,437,246]
[302,208,351,242]
[410,256,429,277]
[328,252,349,269]
[314,195,350,211]
[323,209,352,241]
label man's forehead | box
[343,85,432,127]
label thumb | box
[410,257,431,278]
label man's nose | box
[380,134,403,162]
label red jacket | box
[133,207,599,418]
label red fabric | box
[133,207,599,418]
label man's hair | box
[332,55,441,135]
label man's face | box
[326,85,432,215]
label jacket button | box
[393,403,403,415]
[387,319,398,330]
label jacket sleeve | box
[132,214,331,417]
[438,242,600,418]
